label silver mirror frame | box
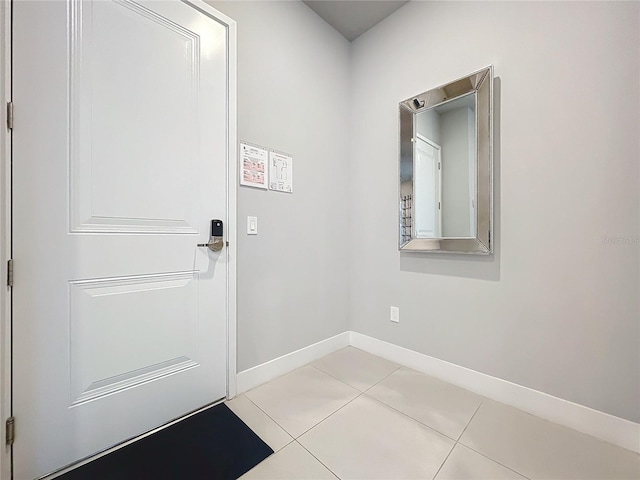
[399,66,493,254]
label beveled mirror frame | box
[399,66,493,254]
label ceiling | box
[303,1,409,42]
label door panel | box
[414,137,442,238]
[12,1,229,478]
[71,1,200,234]
[69,272,200,406]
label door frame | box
[1,0,12,478]
[0,2,237,477]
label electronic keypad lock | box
[197,219,224,252]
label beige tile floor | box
[226,347,640,480]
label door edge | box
[225,9,238,400]
[183,0,238,400]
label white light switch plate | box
[247,216,258,235]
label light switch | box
[247,216,258,235]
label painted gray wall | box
[209,1,351,372]
[440,107,472,237]
[348,1,640,422]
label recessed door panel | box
[69,272,200,405]
[71,1,200,233]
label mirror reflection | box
[399,66,493,254]
[414,93,476,238]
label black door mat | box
[58,403,274,480]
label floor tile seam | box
[246,359,398,440]
[360,393,459,444]
[451,441,533,480]
[241,394,296,450]
[430,440,457,480]
[307,363,368,392]
[307,361,402,394]
[360,364,403,394]
[454,402,638,479]
[294,439,342,480]
[293,390,366,439]
[363,364,488,415]
[456,400,483,442]
[453,401,533,480]
[241,364,363,440]
[360,366,485,440]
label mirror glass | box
[399,66,493,254]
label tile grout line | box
[456,400,483,443]
[239,358,399,448]
[430,441,457,480]
[291,361,407,440]
[294,389,365,439]
[311,362,470,443]
[241,366,365,442]
[453,401,532,480]
[309,360,402,394]
[361,364,403,394]
[294,439,342,479]
[454,442,532,480]
[236,394,295,450]
[294,361,422,480]
[361,392,460,443]
[304,362,469,466]
[362,365,485,443]
[307,363,361,390]
[363,385,529,479]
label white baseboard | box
[235,332,350,394]
[350,331,640,453]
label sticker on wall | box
[240,142,268,189]
[269,150,293,193]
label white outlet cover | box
[390,306,399,323]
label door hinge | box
[6,102,13,130]
[7,259,13,287]
[438,201,441,210]
[6,417,14,446]
[438,162,441,170]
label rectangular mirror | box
[399,66,493,254]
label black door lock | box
[198,219,224,252]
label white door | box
[12,1,232,478]
[414,135,442,238]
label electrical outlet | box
[390,306,400,323]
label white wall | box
[208,1,351,372]
[416,109,440,145]
[349,1,640,422]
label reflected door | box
[414,136,442,238]
[13,1,229,477]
